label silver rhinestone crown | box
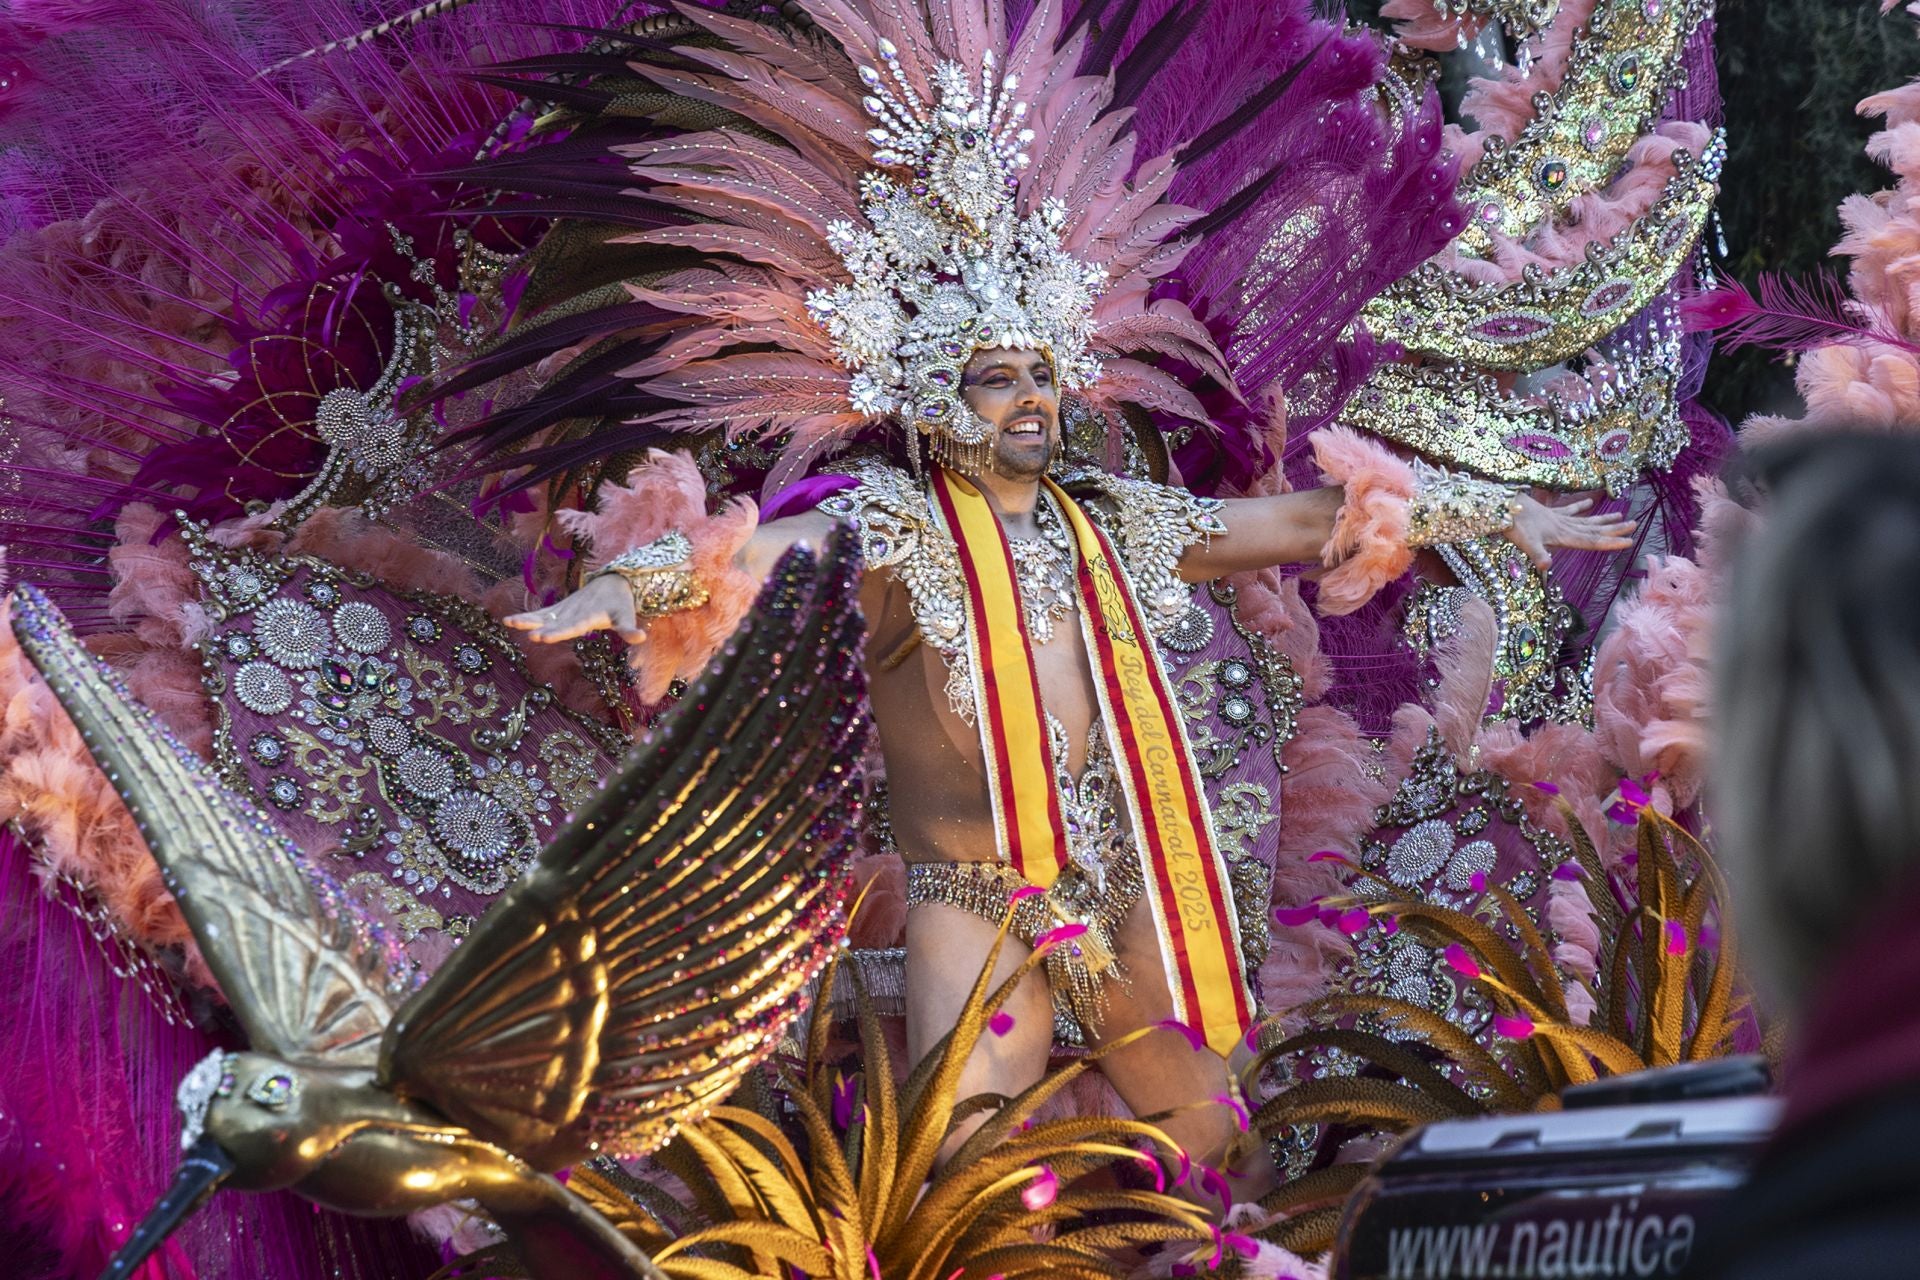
[805,44,1108,444]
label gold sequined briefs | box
[905,855,1145,1033]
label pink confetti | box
[1531,780,1561,795]
[1009,884,1044,903]
[1493,1013,1536,1039]
[1198,1165,1232,1206]
[1273,903,1320,927]
[1469,871,1488,892]
[1552,864,1584,881]
[989,1010,1015,1037]
[1379,915,1401,937]
[1609,772,1657,824]
[1337,907,1371,935]
[1443,944,1481,979]
[1309,850,1344,863]
[1020,1165,1058,1212]
[831,1071,861,1129]
[1221,1232,1260,1261]
[1210,1224,1259,1266]
[1664,920,1688,955]
[1036,922,1088,951]
[1157,1018,1206,1052]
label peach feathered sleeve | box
[555,450,760,705]
[1309,426,1420,616]
[1309,426,1519,616]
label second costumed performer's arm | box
[1175,426,1638,612]
[503,450,842,703]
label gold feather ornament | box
[1245,800,1749,1256]
[439,910,1223,1280]
[7,532,872,1280]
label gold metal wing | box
[378,532,871,1169]
[7,583,405,1067]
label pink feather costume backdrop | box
[0,0,1790,1272]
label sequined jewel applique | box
[1363,142,1722,372]
[821,460,1232,721]
[243,1069,299,1109]
[1405,536,1591,726]
[1338,729,1577,1047]
[1008,494,1076,645]
[184,520,623,959]
[819,458,976,720]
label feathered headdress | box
[439,0,1463,501]
[807,44,1112,471]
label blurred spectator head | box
[1714,434,1920,1007]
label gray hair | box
[1713,435,1920,1007]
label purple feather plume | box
[0,0,627,626]
[1683,271,1920,358]
[1099,0,1462,491]
[0,828,441,1280]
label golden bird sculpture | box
[5,533,870,1280]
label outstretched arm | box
[1178,486,1637,583]
[505,511,839,647]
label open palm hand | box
[504,574,650,661]
[1504,494,1637,570]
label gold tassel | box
[926,424,995,477]
[1041,890,1124,1033]
[1072,916,1119,979]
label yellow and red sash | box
[928,467,1252,1055]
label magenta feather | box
[0,0,639,623]
[1681,272,1920,358]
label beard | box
[986,415,1057,482]
[990,439,1052,481]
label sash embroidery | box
[928,467,1252,1054]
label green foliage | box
[1708,1,1920,425]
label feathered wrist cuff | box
[557,450,760,705]
[1308,427,1517,616]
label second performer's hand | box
[504,574,651,656]
[1504,494,1637,570]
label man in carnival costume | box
[498,8,1635,1185]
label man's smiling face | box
[959,346,1060,482]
